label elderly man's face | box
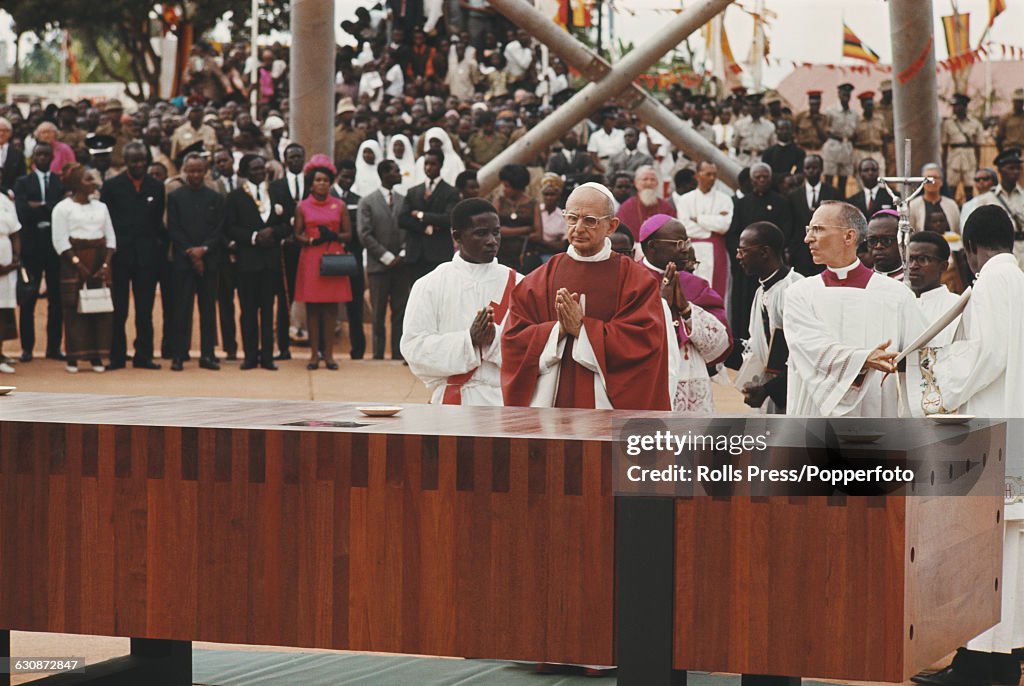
[564,188,618,257]
[634,169,659,192]
[751,166,772,194]
[805,204,858,267]
[35,125,57,144]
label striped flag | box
[942,13,971,60]
[988,0,1006,26]
[842,23,881,64]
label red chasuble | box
[502,252,671,409]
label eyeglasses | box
[562,211,613,228]
[805,224,849,236]
[736,244,766,256]
[648,238,692,251]
[974,176,995,184]
[907,254,944,266]
[867,235,898,247]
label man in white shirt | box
[908,205,1024,686]
[905,231,960,348]
[503,29,534,84]
[382,54,405,99]
[675,160,733,297]
[959,167,997,231]
[586,108,626,172]
[784,200,925,417]
[401,198,521,405]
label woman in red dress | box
[294,155,353,370]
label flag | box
[988,0,1006,26]
[942,13,971,60]
[842,23,880,64]
[63,30,81,84]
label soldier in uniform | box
[170,104,219,162]
[822,83,859,194]
[764,91,788,124]
[876,80,896,174]
[995,87,1024,153]
[732,94,777,169]
[793,90,828,155]
[941,93,984,199]
[55,100,87,158]
[95,99,132,171]
[852,91,888,180]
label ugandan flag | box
[842,23,880,64]
[942,13,970,59]
[988,0,1006,26]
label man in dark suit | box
[101,142,166,370]
[167,153,223,371]
[399,150,459,282]
[212,147,239,360]
[357,160,409,361]
[726,162,794,339]
[845,157,895,219]
[223,154,291,370]
[0,117,26,195]
[787,153,837,275]
[14,142,64,361]
[331,160,366,360]
[545,131,593,186]
[267,143,306,360]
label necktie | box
[228,177,234,191]
[388,191,393,207]
[43,173,49,196]
[811,187,818,208]
[425,180,433,201]
[292,176,299,201]
[255,184,261,201]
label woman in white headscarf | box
[387,134,417,194]
[412,126,465,186]
[353,140,384,197]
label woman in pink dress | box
[294,155,352,370]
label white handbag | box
[78,285,114,314]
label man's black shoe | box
[260,361,278,371]
[911,666,989,686]
[133,360,162,370]
[240,359,258,370]
[274,351,292,360]
[224,352,238,361]
[106,362,126,370]
[19,352,32,362]
[170,359,184,372]
[45,351,66,361]
[199,357,221,370]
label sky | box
[2,0,1022,88]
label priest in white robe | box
[401,199,521,406]
[784,200,926,417]
[906,231,961,349]
[906,206,1024,686]
[733,221,803,414]
[675,160,733,298]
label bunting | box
[988,0,1006,26]
[842,23,881,64]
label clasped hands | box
[555,287,583,339]
[469,305,496,348]
[185,246,207,275]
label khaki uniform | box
[333,126,365,165]
[976,184,1024,268]
[853,115,889,178]
[941,116,984,188]
[57,127,87,155]
[821,107,859,177]
[170,123,219,161]
[793,110,827,152]
[876,102,896,173]
[466,131,509,167]
[996,112,1024,152]
[731,118,776,168]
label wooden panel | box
[0,407,615,666]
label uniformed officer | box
[732,94,777,168]
[941,93,984,199]
[55,100,87,157]
[822,82,859,193]
[852,91,888,180]
[876,80,896,173]
[793,90,828,155]
[95,99,132,170]
[995,87,1024,153]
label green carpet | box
[192,649,848,685]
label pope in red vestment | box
[502,183,673,410]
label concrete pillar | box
[479,0,736,194]
[289,0,335,158]
[888,0,941,177]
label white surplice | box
[0,195,20,310]
[641,258,730,413]
[784,260,926,417]
[746,268,804,414]
[400,254,521,406]
[529,240,681,409]
[914,284,961,348]
[909,252,1024,653]
[675,187,733,292]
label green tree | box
[5,0,291,101]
